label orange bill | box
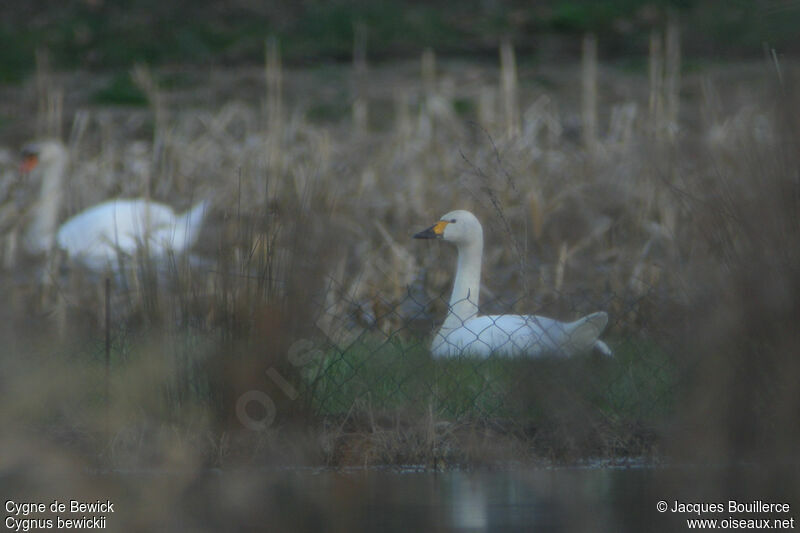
[20,154,38,173]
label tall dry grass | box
[668,74,800,466]
[0,29,797,478]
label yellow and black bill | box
[413,220,449,239]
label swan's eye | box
[450,219,457,223]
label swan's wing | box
[116,199,177,233]
[434,312,609,358]
[594,340,613,357]
[563,311,608,354]
[435,315,568,357]
[57,203,135,262]
[149,200,208,252]
[57,200,177,264]
[490,315,573,356]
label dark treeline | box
[1,0,797,80]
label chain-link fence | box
[41,273,671,434]
[293,280,676,440]
[1,201,687,463]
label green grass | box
[19,323,674,435]
[303,334,434,415]
[303,334,677,424]
[91,72,148,106]
[0,27,33,82]
[306,100,351,124]
[452,97,475,119]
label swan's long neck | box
[443,235,483,330]
[25,155,66,254]
[171,200,208,251]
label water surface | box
[7,462,798,532]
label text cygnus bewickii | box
[21,140,208,270]
[414,209,612,358]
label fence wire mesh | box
[297,278,676,428]
[31,252,678,462]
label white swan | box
[414,210,612,358]
[21,140,208,270]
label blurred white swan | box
[21,140,208,270]
[414,209,611,358]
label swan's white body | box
[22,141,208,270]
[414,210,611,358]
[56,198,208,269]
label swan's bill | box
[20,151,39,173]
[413,220,449,239]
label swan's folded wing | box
[435,315,570,357]
[435,312,608,358]
[562,311,608,354]
[56,200,177,265]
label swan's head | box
[413,209,483,247]
[20,140,67,174]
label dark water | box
[167,463,799,532]
[7,462,798,532]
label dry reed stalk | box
[608,102,638,148]
[555,241,568,292]
[419,48,437,140]
[374,219,417,295]
[527,189,544,240]
[769,48,784,86]
[478,86,497,131]
[701,77,721,132]
[35,49,63,139]
[131,64,165,198]
[664,13,681,140]
[628,238,658,298]
[422,48,436,98]
[352,21,369,134]
[425,402,437,465]
[265,36,283,176]
[581,34,598,152]
[34,49,49,136]
[67,109,90,155]
[317,129,332,187]
[648,31,664,138]
[499,40,520,139]
[522,94,560,149]
[2,231,16,269]
[393,90,413,142]
[648,17,680,142]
